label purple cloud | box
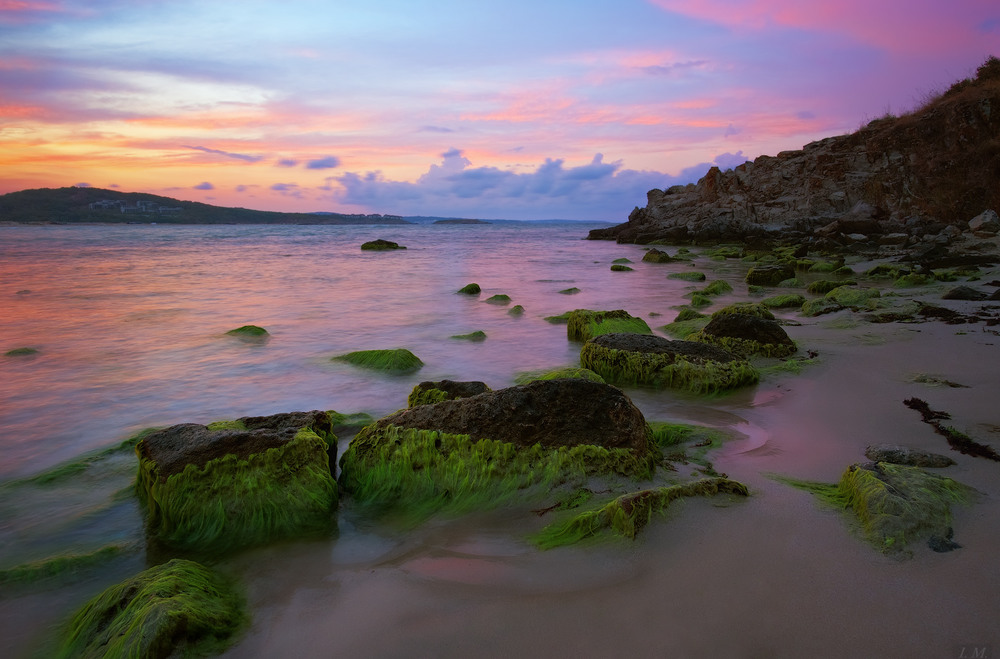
[193,181,214,190]
[74,182,92,187]
[306,156,340,169]
[276,158,298,167]
[182,145,264,163]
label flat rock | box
[864,444,956,468]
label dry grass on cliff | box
[859,56,1000,223]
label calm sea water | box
[2,223,998,658]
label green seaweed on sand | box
[566,309,651,342]
[338,425,657,520]
[332,348,423,372]
[770,462,974,552]
[531,478,749,549]
[56,558,246,659]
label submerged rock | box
[135,411,337,553]
[456,282,481,295]
[332,348,424,372]
[361,239,406,251]
[746,265,794,287]
[641,248,676,263]
[580,333,759,394]
[339,379,658,514]
[407,380,491,407]
[57,558,245,659]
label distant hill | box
[0,187,411,225]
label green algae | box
[827,285,880,308]
[711,302,775,319]
[456,283,481,295]
[225,325,268,338]
[205,419,247,431]
[833,265,855,276]
[777,278,803,288]
[701,280,734,296]
[745,265,794,286]
[647,421,725,448]
[559,287,581,295]
[531,478,749,549]
[610,264,634,272]
[761,294,806,309]
[641,249,676,263]
[707,246,744,259]
[0,544,133,586]
[688,292,713,308]
[544,311,573,324]
[747,285,767,296]
[757,355,819,377]
[806,280,853,295]
[485,294,512,304]
[328,411,375,431]
[56,558,246,659]
[894,273,936,287]
[580,341,759,394]
[450,330,487,341]
[407,387,452,408]
[865,263,911,279]
[801,298,843,317]
[8,432,149,487]
[136,428,337,553]
[5,347,38,356]
[668,271,707,282]
[674,307,708,322]
[808,261,838,273]
[338,424,657,520]
[612,258,633,264]
[508,304,525,315]
[513,367,605,385]
[566,309,651,342]
[660,317,710,339]
[332,348,424,372]
[770,462,974,553]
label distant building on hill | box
[89,199,183,215]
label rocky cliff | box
[591,57,1000,250]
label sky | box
[1,1,997,221]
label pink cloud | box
[649,0,998,53]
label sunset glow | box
[1,0,996,219]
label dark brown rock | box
[701,313,795,349]
[942,285,988,301]
[864,444,956,468]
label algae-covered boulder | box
[761,294,806,309]
[339,379,658,514]
[456,283,481,295]
[135,411,337,553]
[610,264,634,272]
[513,367,605,384]
[746,264,794,286]
[642,248,676,263]
[57,558,245,659]
[225,325,269,342]
[450,330,487,341]
[580,333,759,394]
[485,294,512,304]
[567,309,651,342]
[668,271,707,282]
[361,239,406,251]
[332,348,424,372]
[690,306,797,358]
[408,380,491,407]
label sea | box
[1,222,998,658]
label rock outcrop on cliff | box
[591,57,1000,248]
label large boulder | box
[339,379,658,513]
[690,305,797,357]
[136,411,337,553]
[745,265,794,287]
[57,559,245,659]
[580,333,758,394]
[566,309,651,342]
[968,209,1000,234]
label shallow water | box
[1,223,998,658]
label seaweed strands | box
[903,397,1000,461]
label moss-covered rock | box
[559,287,581,295]
[668,271,706,282]
[135,411,337,553]
[339,379,659,517]
[761,294,806,309]
[485,294,512,304]
[827,285,881,308]
[701,280,734,296]
[332,348,423,372]
[566,309,651,342]
[514,367,605,385]
[688,292,713,308]
[775,462,974,553]
[508,304,525,315]
[225,325,269,342]
[4,347,38,356]
[710,302,775,319]
[610,264,634,272]
[407,380,490,408]
[690,307,797,358]
[580,333,759,394]
[612,257,633,264]
[865,263,911,279]
[57,558,245,659]
[532,478,749,549]
[807,279,853,295]
[746,264,794,286]
[801,298,844,317]
[361,239,406,251]
[642,248,676,263]
[450,330,487,341]
[893,273,936,287]
[456,283,481,295]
